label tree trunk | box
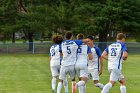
[12,32,15,43]
[28,32,34,51]
[98,30,108,52]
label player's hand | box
[99,70,102,76]
[123,56,127,61]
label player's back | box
[61,40,79,66]
[107,42,126,69]
[76,44,89,65]
[50,44,61,67]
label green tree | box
[0,0,18,43]
[17,0,47,50]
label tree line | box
[0,0,140,50]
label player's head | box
[65,31,73,40]
[87,35,94,47]
[52,35,63,44]
[116,33,126,42]
[77,33,85,40]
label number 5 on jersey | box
[67,46,71,54]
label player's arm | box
[122,43,128,61]
[99,56,103,76]
[82,39,89,44]
[101,47,108,60]
[96,47,104,76]
[101,51,108,60]
[123,51,128,60]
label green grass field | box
[0,54,140,93]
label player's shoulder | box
[94,46,100,50]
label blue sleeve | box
[73,40,83,46]
[87,46,92,54]
[105,47,108,53]
[59,44,62,53]
[121,43,127,52]
[95,47,102,57]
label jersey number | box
[51,49,55,56]
[111,48,117,56]
[77,46,82,53]
[67,46,71,54]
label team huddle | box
[49,32,128,93]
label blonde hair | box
[116,33,126,40]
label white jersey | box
[105,42,127,70]
[88,46,102,70]
[50,44,61,67]
[76,44,91,66]
[60,40,83,66]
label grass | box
[0,54,139,93]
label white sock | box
[52,77,56,90]
[79,84,86,93]
[120,85,126,93]
[82,85,86,93]
[77,81,85,87]
[57,82,62,93]
[95,83,104,89]
[63,80,68,92]
[101,82,112,93]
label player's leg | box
[57,66,67,93]
[119,74,126,93]
[69,65,76,93]
[76,65,88,93]
[90,68,104,89]
[75,65,81,92]
[63,78,68,93]
[101,69,119,93]
[51,66,59,93]
[94,80,104,89]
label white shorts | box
[75,64,88,78]
[109,69,124,81]
[59,65,75,81]
[88,68,99,80]
[51,65,60,77]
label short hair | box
[116,33,126,40]
[87,35,94,40]
[77,33,84,40]
[65,31,73,40]
[52,35,63,44]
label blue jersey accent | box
[87,46,92,54]
[73,40,83,46]
[105,47,109,53]
[94,46,102,71]
[94,46,102,57]
[118,52,123,69]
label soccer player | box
[101,33,128,93]
[50,35,68,93]
[75,33,93,93]
[87,35,104,89]
[57,31,88,93]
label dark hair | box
[116,33,126,40]
[65,31,73,40]
[52,35,63,44]
[77,33,85,40]
[87,35,94,40]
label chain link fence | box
[0,42,140,54]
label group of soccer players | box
[49,31,128,93]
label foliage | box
[0,0,140,42]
